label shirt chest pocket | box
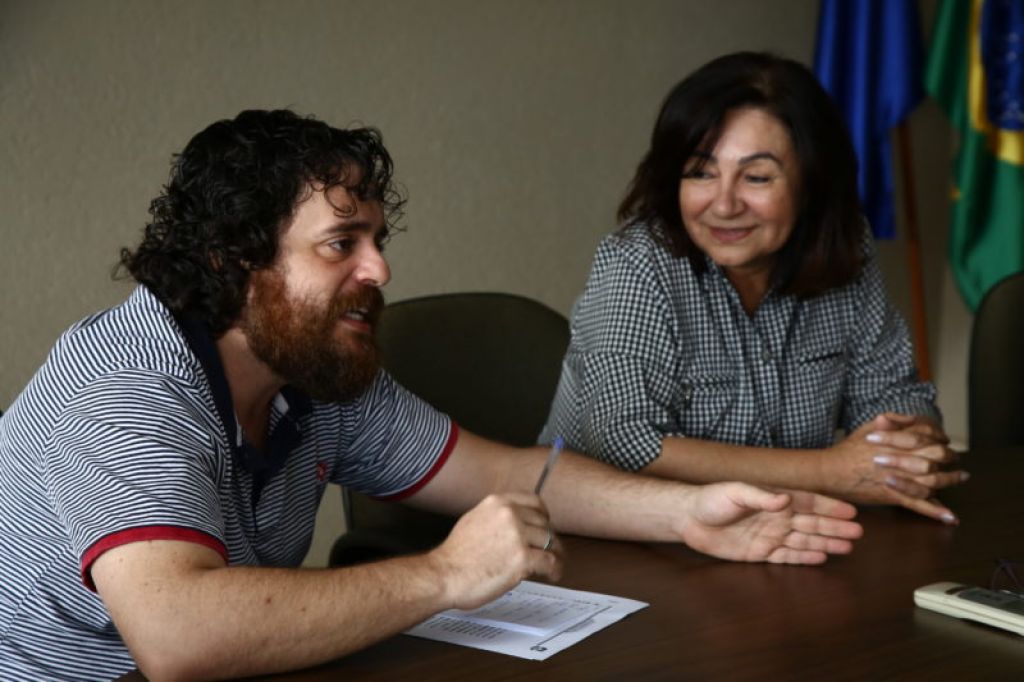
[675,370,737,439]
[792,344,847,427]
[796,345,846,380]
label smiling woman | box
[540,51,969,525]
[678,107,800,312]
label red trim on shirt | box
[81,526,228,591]
[374,422,460,502]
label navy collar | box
[176,315,312,503]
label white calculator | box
[914,581,1024,636]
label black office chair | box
[968,271,1024,449]
[329,292,570,565]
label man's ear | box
[207,252,256,273]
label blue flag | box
[813,0,925,239]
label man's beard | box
[242,269,384,403]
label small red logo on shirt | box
[316,461,327,482]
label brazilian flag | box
[926,0,1024,311]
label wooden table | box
[126,448,1024,680]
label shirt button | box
[761,350,774,362]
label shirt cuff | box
[372,422,460,501]
[81,526,228,591]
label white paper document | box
[404,581,648,660]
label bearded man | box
[0,110,863,681]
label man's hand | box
[677,484,863,564]
[428,492,563,611]
[824,415,967,524]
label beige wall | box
[0,0,970,565]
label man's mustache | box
[328,287,385,327]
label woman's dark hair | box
[619,51,864,296]
[118,109,405,335]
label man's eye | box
[329,239,355,253]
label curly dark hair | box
[118,109,405,335]
[619,52,864,297]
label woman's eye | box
[745,174,771,184]
[682,169,712,180]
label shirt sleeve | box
[840,236,941,431]
[329,371,457,499]
[544,233,684,471]
[44,370,229,590]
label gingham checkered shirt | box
[539,222,939,471]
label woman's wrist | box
[810,447,836,494]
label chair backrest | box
[331,292,570,564]
[377,292,570,446]
[968,272,1024,449]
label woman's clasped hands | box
[827,412,967,523]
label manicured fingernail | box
[873,455,893,465]
[960,471,970,482]
[866,432,884,443]
[942,512,957,524]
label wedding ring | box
[542,528,553,552]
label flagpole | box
[895,121,932,381]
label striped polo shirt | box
[0,286,455,680]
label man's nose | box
[355,245,390,288]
